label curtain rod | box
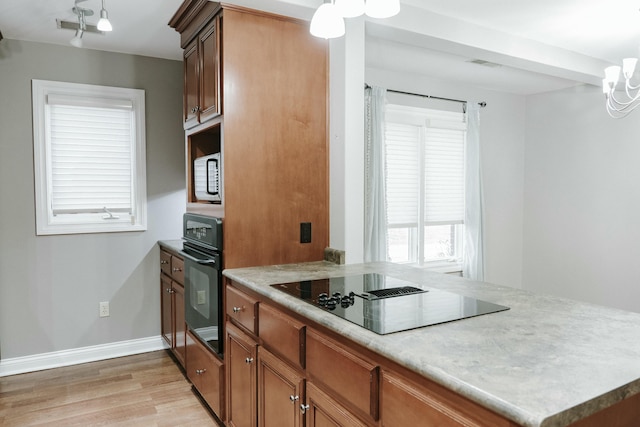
[365,84,487,108]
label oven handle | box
[179,250,218,267]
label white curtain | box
[364,86,388,262]
[462,103,485,280]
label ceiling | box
[1,0,639,95]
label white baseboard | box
[0,336,169,377]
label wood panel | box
[305,329,379,423]
[221,8,329,269]
[258,302,305,369]
[0,351,218,426]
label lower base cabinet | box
[186,330,224,420]
[257,347,304,427]
[226,323,258,427]
[305,382,367,427]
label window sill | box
[406,260,462,275]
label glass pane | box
[424,224,461,261]
[388,227,411,263]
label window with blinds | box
[32,80,147,235]
[385,104,465,265]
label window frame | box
[32,79,147,235]
[384,104,466,268]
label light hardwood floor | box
[0,350,220,426]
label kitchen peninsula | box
[223,261,640,427]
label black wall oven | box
[181,213,223,357]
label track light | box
[97,0,112,32]
[56,0,112,48]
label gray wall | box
[0,39,186,359]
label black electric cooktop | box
[271,273,509,334]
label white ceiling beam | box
[365,4,610,87]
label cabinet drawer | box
[306,329,379,423]
[259,303,305,370]
[226,285,258,334]
[186,330,224,419]
[380,371,516,427]
[171,256,184,283]
[160,250,172,276]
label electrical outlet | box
[300,222,312,243]
[99,301,110,317]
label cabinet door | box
[227,323,258,427]
[198,17,220,122]
[173,282,186,365]
[257,347,304,427]
[183,39,199,129]
[160,274,173,348]
[305,382,367,427]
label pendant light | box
[335,0,365,18]
[310,1,345,39]
[365,0,400,19]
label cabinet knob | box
[232,306,242,313]
[160,260,168,265]
[172,267,182,272]
[245,357,254,364]
[195,368,207,375]
[166,288,174,294]
[300,404,310,414]
[289,395,299,403]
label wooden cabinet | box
[226,322,258,427]
[183,17,221,129]
[380,370,517,427]
[306,329,379,424]
[160,249,186,367]
[257,347,305,427]
[222,280,524,427]
[170,2,329,269]
[305,382,368,427]
[186,329,225,419]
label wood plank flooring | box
[0,350,220,426]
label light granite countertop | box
[222,261,640,427]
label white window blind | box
[385,122,420,226]
[47,99,134,215]
[385,105,466,227]
[32,80,146,235]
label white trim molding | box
[0,336,168,377]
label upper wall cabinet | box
[171,1,222,129]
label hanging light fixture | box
[310,0,400,39]
[97,0,113,32]
[334,0,366,18]
[365,0,400,19]
[56,0,112,48]
[602,58,640,118]
[310,1,345,39]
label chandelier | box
[602,59,640,118]
[310,0,400,39]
